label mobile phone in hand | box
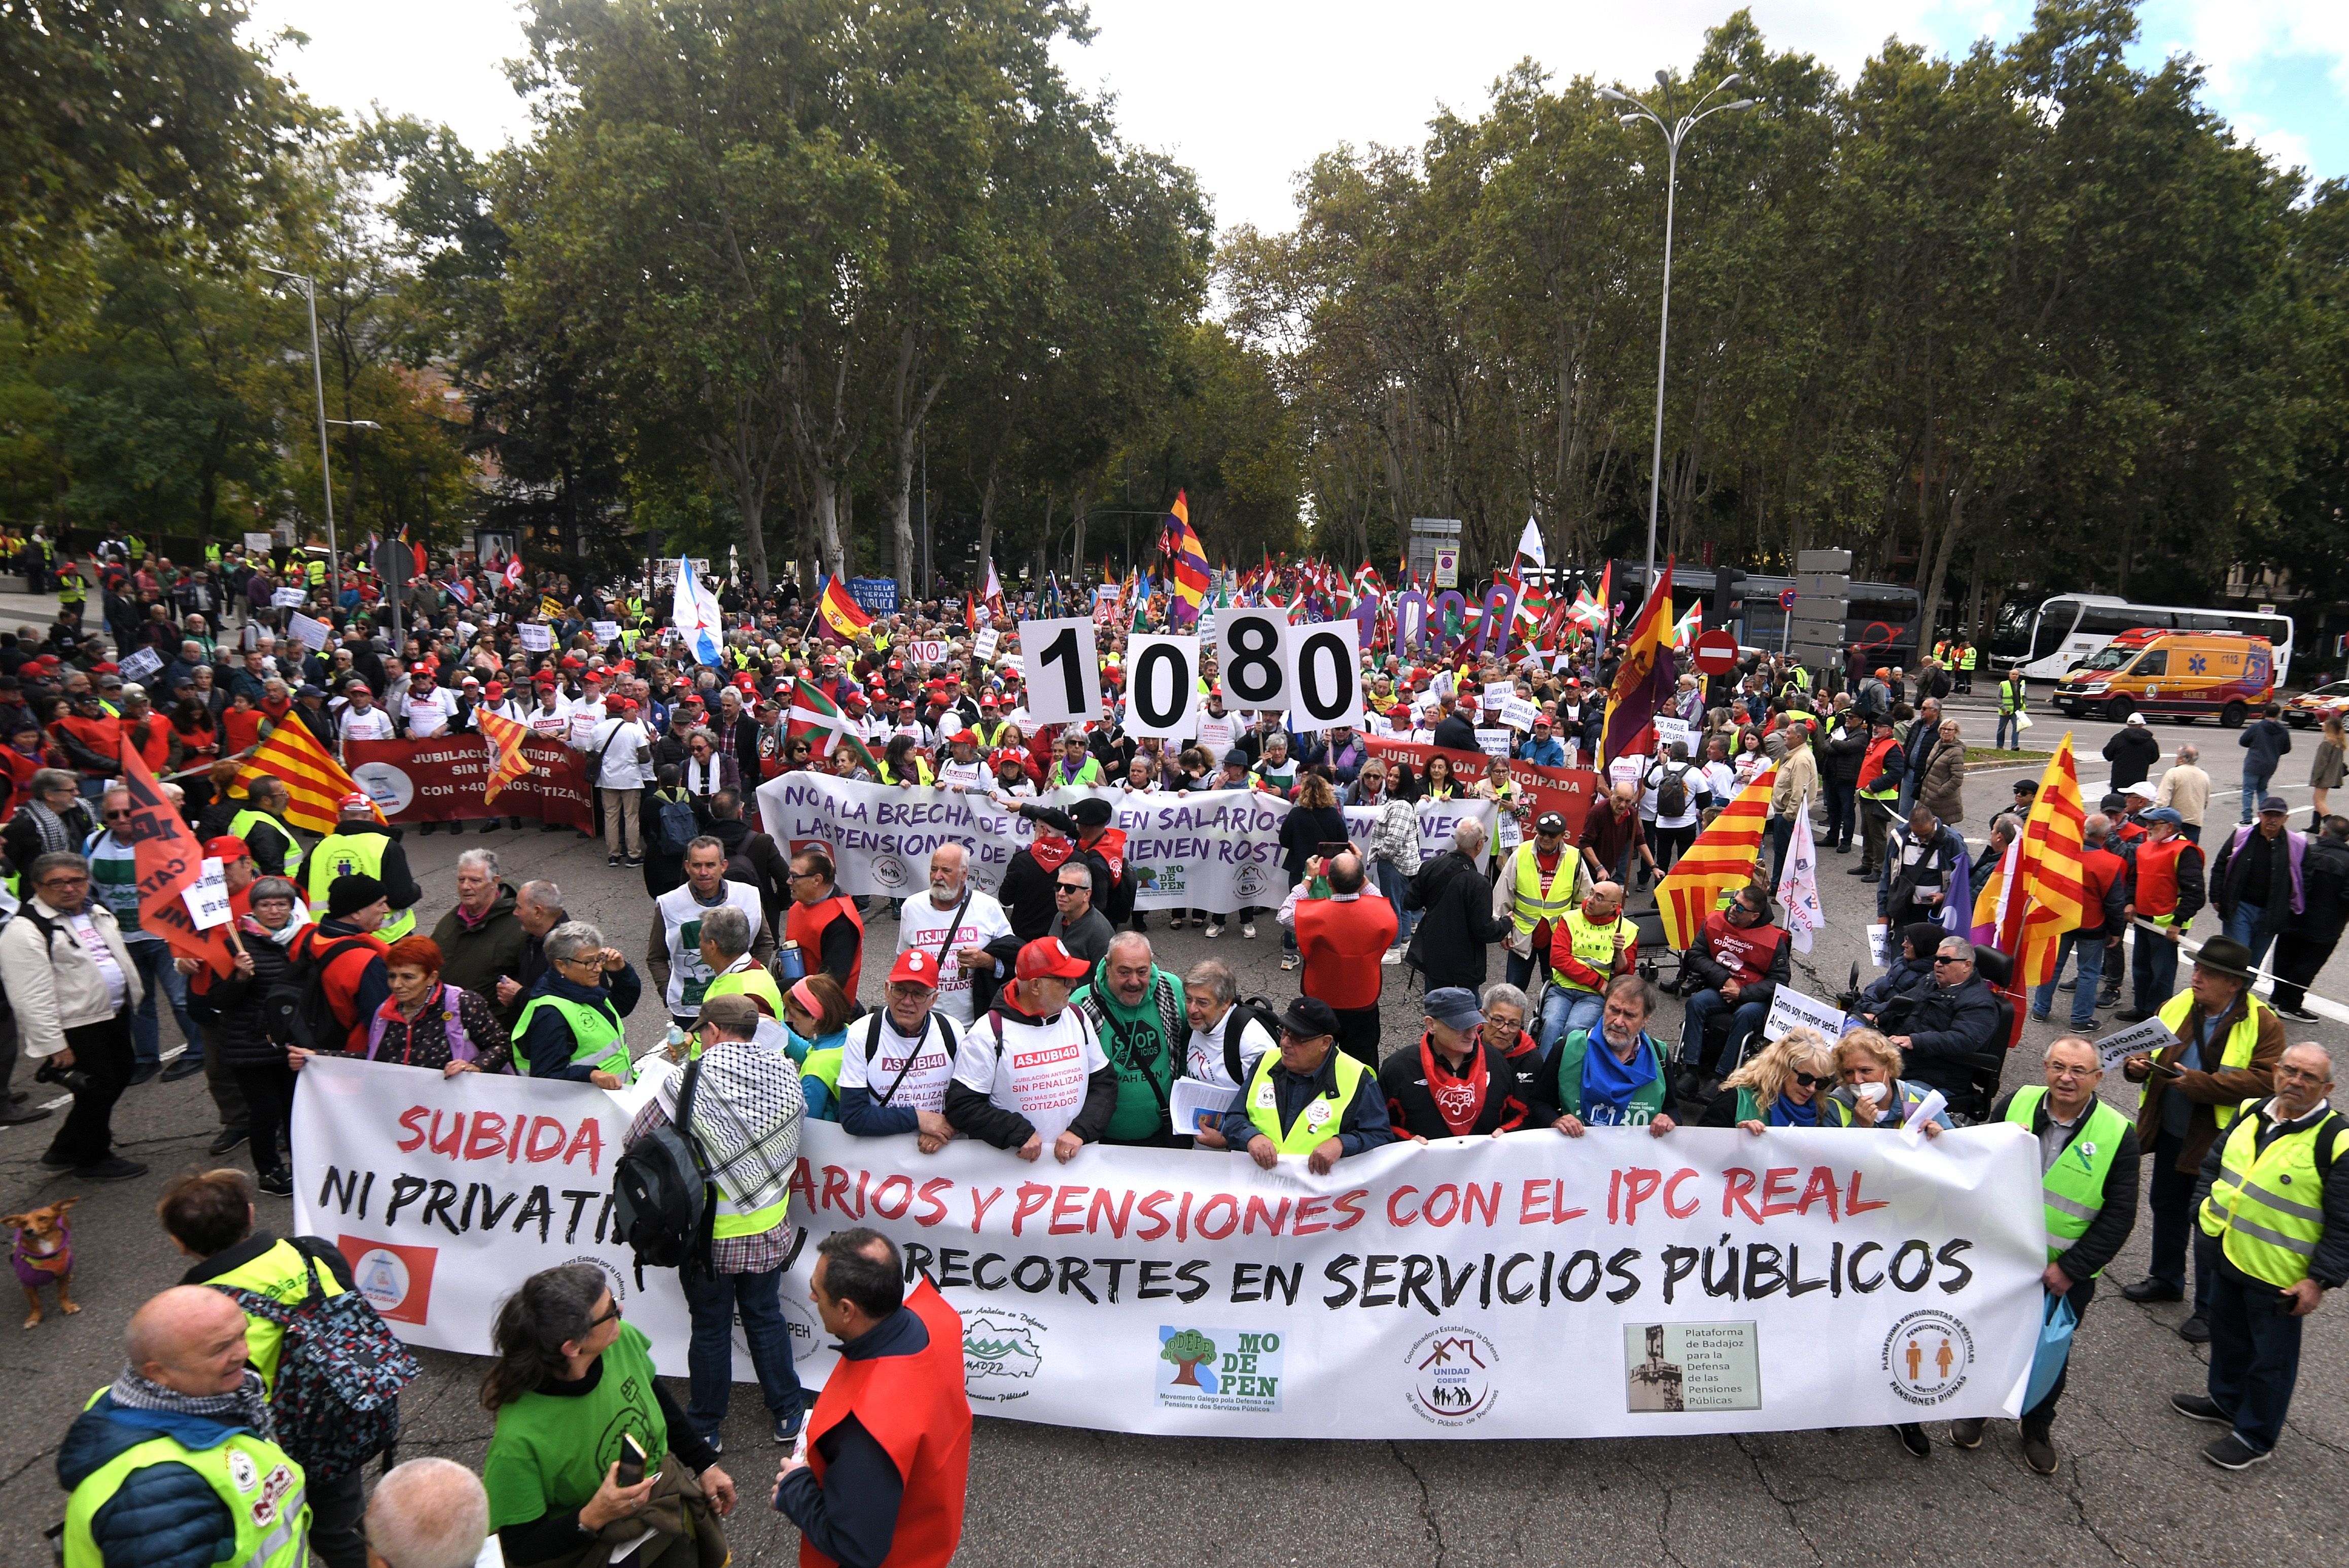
[616,1433,647,1488]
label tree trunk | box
[805,468,847,581]
[974,459,1000,592]
[887,363,946,594]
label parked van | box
[2052,629,2273,727]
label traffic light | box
[1710,568,1745,635]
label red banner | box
[345,735,595,831]
[118,738,239,977]
[1361,738,1602,846]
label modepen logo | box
[339,1234,438,1326]
[1154,1326,1284,1413]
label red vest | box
[1294,893,1399,1011]
[1856,735,1899,791]
[2135,837,2192,920]
[786,892,865,993]
[289,924,391,1051]
[802,1280,972,1568]
[2079,846,2125,932]
[55,712,120,774]
[1700,910,1787,988]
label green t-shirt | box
[482,1320,669,1531]
[1075,965,1187,1142]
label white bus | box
[1994,595,2296,685]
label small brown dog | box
[6,1197,80,1328]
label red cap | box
[888,948,940,987]
[948,728,977,746]
[204,835,250,860]
[621,698,641,714]
[92,661,118,674]
[980,693,1000,707]
[1015,937,1091,983]
[484,681,505,700]
[337,791,371,812]
[533,671,558,685]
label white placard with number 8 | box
[1016,617,1105,723]
[1122,635,1202,741]
[1215,607,1289,712]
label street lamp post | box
[1599,73,1758,595]
[259,266,345,601]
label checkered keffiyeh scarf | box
[656,1041,803,1214]
[109,1364,275,1442]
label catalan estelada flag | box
[817,575,874,640]
[1166,491,1209,627]
[235,718,375,833]
[1600,558,1679,766]
[476,706,532,806]
[1656,764,1776,952]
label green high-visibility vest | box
[2155,991,2266,1133]
[201,1239,344,1390]
[205,542,223,566]
[703,961,785,1018]
[2200,1106,2347,1288]
[2005,1086,2129,1270]
[303,829,411,940]
[515,993,632,1084]
[63,1390,310,1568]
[1959,646,1977,671]
[1244,1048,1367,1154]
[228,809,303,877]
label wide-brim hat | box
[2192,936,2256,984]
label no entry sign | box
[1692,629,1740,675]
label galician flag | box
[671,558,724,666]
[1515,515,1546,570]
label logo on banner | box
[869,852,911,891]
[1231,864,1270,902]
[350,763,415,816]
[1883,1309,1975,1406]
[1154,1326,1285,1413]
[964,1309,1047,1401]
[1405,1325,1499,1426]
[340,1235,439,1326]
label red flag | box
[118,737,239,977]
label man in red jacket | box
[1282,851,1398,1068]
[776,1228,971,1568]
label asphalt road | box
[3,700,2344,1567]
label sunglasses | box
[587,1298,624,1329]
[1056,883,1088,894]
[1792,1071,1830,1090]
[1933,954,1967,965]
[104,809,133,820]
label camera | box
[34,1058,94,1097]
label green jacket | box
[1072,955,1186,1143]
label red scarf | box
[1080,826,1126,881]
[1419,1033,1488,1137]
[1029,834,1076,873]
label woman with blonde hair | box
[1704,1027,1848,1131]
[1829,1027,1952,1136]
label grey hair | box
[2178,744,2199,763]
[1452,817,1488,854]
[248,877,300,905]
[1937,936,1977,963]
[2282,1040,2334,1075]
[455,848,500,879]
[1185,958,1238,1007]
[686,834,727,859]
[2043,1036,2102,1067]
[699,904,752,960]
[26,850,88,883]
[1106,930,1153,967]
[542,920,604,968]
[366,1458,489,1568]
[1478,981,1529,1018]
[517,878,564,912]
[29,766,79,796]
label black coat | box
[1897,975,2003,1098]
[1277,803,1351,883]
[2301,835,2349,943]
[2101,725,2161,789]
[1404,851,1510,992]
[2210,825,2303,943]
[1430,713,1480,752]
[200,927,297,1069]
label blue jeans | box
[1504,947,1540,995]
[1995,713,2021,749]
[2147,1131,2218,1306]
[2030,931,2104,1029]
[2240,767,2270,823]
[2205,1262,2304,1454]
[126,938,204,1066]
[2223,901,2275,973]
[1539,987,1604,1051]
[2132,925,2180,1015]
[680,1262,803,1436]
[1680,988,1768,1074]
[1376,859,1416,947]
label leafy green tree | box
[1161,1329,1216,1386]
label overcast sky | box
[244,0,2348,237]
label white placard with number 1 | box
[1016,617,1104,723]
[1123,635,1201,741]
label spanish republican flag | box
[1166,491,1209,628]
[1600,559,1679,766]
[817,575,874,640]
[1656,765,1776,952]
[235,718,374,833]
[476,706,532,806]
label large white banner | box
[755,773,1496,915]
[295,1058,2048,1439]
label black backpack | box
[651,793,698,858]
[1655,763,1690,819]
[263,934,374,1051]
[1221,996,1286,1084]
[612,1056,715,1284]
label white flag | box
[1775,790,1826,954]
[1515,515,1546,570]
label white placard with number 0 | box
[1122,635,1201,741]
[1017,617,1104,723]
[1215,607,1289,711]
[1283,617,1363,735]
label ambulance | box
[2051,629,2273,726]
